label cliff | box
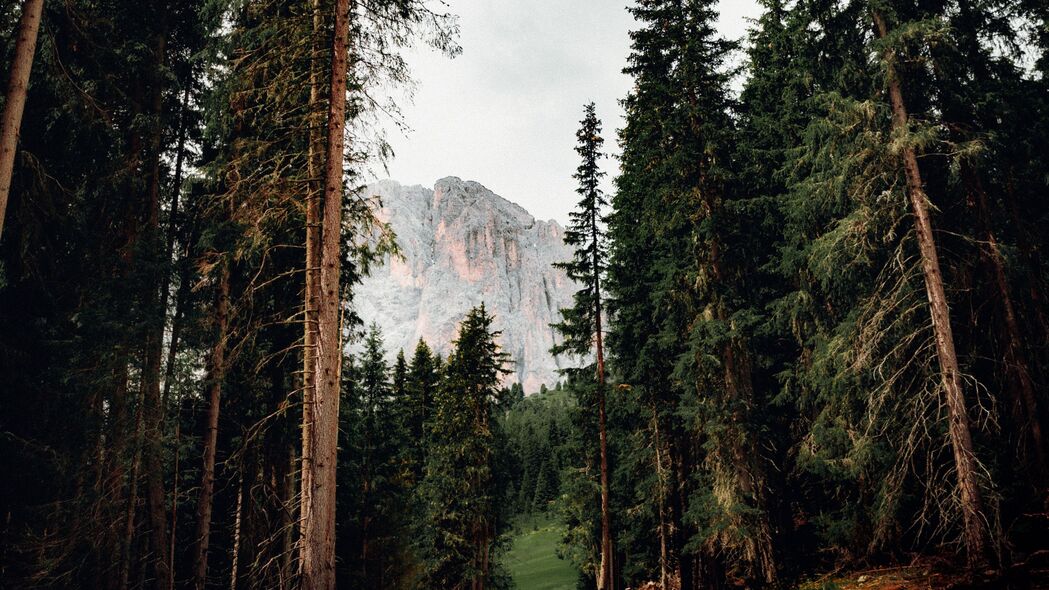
[354,177,579,392]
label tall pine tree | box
[552,101,615,590]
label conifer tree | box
[421,305,509,590]
[406,339,439,480]
[609,1,692,584]
[301,0,351,582]
[611,1,780,585]
[552,101,615,590]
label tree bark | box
[964,168,1047,474]
[300,0,325,572]
[191,260,230,590]
[140,28,172,589]
[281,447,297,589]
[651,407,672,590]
[300,0,350,586]
[119,376,146,590]
[874,10,992,568]
[591,176,614,590]
[0,0,43,239]
[230,471,245,590]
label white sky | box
[375,0,763,225]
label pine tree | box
[608,0,692,584]
[406,339,440,481]
[611,0,780,585]
[420,305,509,590]
[301,0,351,583]
[552,101,615,590]
[342,325,416,587]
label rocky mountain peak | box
[354,178,579,392]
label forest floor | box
[505,515,578,590]
[796,556,1049,590]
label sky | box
[376,0,763,225]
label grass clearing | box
[505,515,578,590]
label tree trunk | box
[592,189,614,590]
[230,471,245,590]
[874,10,992,568]
[159,81,192,406]
[964,168,1047,474]
[281,447,297,589]
[0,0,43,239]
[651,407,672,590]
[120,379,146,590]
[167,420,180,590]
[192,261,230,590]
[300,0,325,563]
[156,82,191,590]
[669,439,690,589]
[141,28,172,588]
[300,0,350,586]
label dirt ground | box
[797,554,1049,590]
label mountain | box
[353,177,580,392]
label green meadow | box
[505,517,578,590]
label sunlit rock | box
[354,177,580,392]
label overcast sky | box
[376,0,763,225]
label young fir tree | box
[405,339,440,482]
[551,101,615,590]
[393,349,408,400]
[420,305,509,590]
[341,325,415,588]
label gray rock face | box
[354,177,578,392]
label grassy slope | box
[505,517,578,590]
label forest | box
[1,0,1049,589]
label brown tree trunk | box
[300,0,350,586]
[281,447,297,589]
[191,261,230,590]
[120,378,146,590]
[592,188,614,590]
[299,0,325,571]
[669,439,690,589]
[651,407,672,590]
[964,169,1047,474]
[140,29,172,589]
[230,471,245,590]
[874,10,992,568]
[0,0,43,239]
[480,525,490,590]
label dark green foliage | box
[0,0,455,587]
[404,339,440,482]
[551,101,608,360]
[336,327,418,588]
[418,305,511,589]
[592,0,1049,587]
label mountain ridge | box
[354,177,580,392]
